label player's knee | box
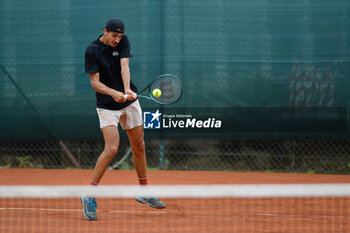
[104,145,119,156]
[132,140,145,154]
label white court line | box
[0,207,168,215]
[1,207,349,219]
[0,207,81,212]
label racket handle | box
[124,94,137,99]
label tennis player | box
[82,18,165,221]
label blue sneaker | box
[136,196,166,209]
[81,195,97,220]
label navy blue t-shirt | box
[84,35,138,110]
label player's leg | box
[126,125,147,180]
[126,125,166,209]
[121,100,165,209]
[121,101,148,182]
[82,122,120,220]
[91,125,120,183]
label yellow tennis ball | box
[152,88,161,97]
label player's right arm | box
[89,72,127,103]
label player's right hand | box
[112,91,127,103]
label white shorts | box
[96,100,143,130]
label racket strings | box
[150,76,182,104]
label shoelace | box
[148,197,159,203]
[88,198,97,211]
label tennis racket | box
[125,74,183,105]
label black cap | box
[105,18,124,33]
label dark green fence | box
[0,0,349,173]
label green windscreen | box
[0,0,349,139]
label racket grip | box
[124,94,138,99]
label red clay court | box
[0,169,349,232]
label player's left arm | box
[120,58,136,100]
